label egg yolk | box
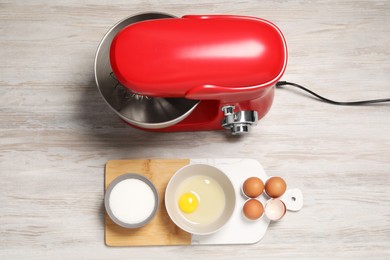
[178,193,199,213]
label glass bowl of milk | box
[104,174,159,228]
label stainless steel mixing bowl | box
[94,12,199,129]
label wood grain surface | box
[0,0,389,259]
[105,159,191,246]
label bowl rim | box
[165,163,236,235]
[104,173,159,228]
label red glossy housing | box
[110,15,287,132]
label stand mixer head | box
[95,12,287,134]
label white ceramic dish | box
[189,159,303,245]
[165,164,236,235]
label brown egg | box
[265,177,287,198]
[243,199,264,220]
[243,177,264,198]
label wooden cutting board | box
[105,159,191,246]
[105,158,303,246]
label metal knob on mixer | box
[221,106,258,135]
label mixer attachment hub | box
[221,106,258,135]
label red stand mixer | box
[95,13,287,134]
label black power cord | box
[276,81,390,105]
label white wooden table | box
[1,0,389,258]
